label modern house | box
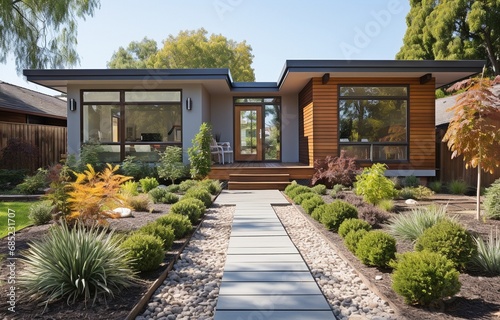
[23,60,483,187]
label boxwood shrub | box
[170,198,204,223]
[355,230,397,268]
[121,233,165,272]
[293,192,318,205]
[302,196,325,215]
[183,187,212,208]
[136,222,175,250]
[338,218,372,239]
[344,229,369,253]
[320,200,358,232]
[156,213,192,239]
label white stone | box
[405,198,418,205]
[113,207,132,217]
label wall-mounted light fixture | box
[185,97,193,111]
[69,98,77,111]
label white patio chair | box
[210,138,224,164]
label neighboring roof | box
[435,84,500,126]
[23,60,485,95]
[0,80,66,119]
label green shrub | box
[284,181,299,195]
[170,198,204,223]
[484,179,500,219]
[390,177,402,189]
[121,181,139,197]
[179,179,198,193]
[183,187,212,208]
[344,229,368,253]
[403,175,419,187]
[157,146,187,184]
[121,233,164,272]
[302,196,325,214]
[28,201,54,225]
[338,218,372,238]
[398,186,434,200]
[136,222,175,249]
[286,185,311,200]
[121,156,153,181]
[311,204,326,221]
[16,168,48,194]
[330,184,344,197]
[311,184,327,195]
[354,163,396,204]
[355,230,397,267]
[292,192,318,205]
[428,180,442,193]
[199,179,222,195]
[139,177,159,193]
[148,187,179,204]
[448,180,467,195]
[320,200,358,232]
[128,194,153,212]
[20,223,136,305]
[77,142,104,172]
[188,122,212,179]
[377,199,395,212]
[469,229,500,275]
[166,184,180,193]
[415,220,476,269]
[0,169,26,190]
[156,213,192,239]
[390,251,461,306]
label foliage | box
[198,179,222,195]
[157,146,187,184]
[390,251,461,306]
[469,228,500,275]
[120,181,139,197]
[107,37,158,69]
[0,201,33,238]
[170,198,204,223]
[156,213,192,239]
[354,163,396,205]
[121,156,153,181]
[292,192,318,205]
[358,206,390,227]
[28,201,54,225]
[139,177,159,193]
[428,180,443,193]
[415,220,477,269]
[0,138,39,171]
[355,231,397,268]
[44,163,73,217]
[188,123,213,180]
[127,194,152,212]
[148,187,179,204]
[390,177,402,189]
[15,168,48,194]
[301,196,325,215]
[121,233,164,272]
[311,204,326,222]
[396,1,500,75]
[344,229,368,253]
[338,218,372,239]
[285,185,311,200]
[377,199,395,212]
[77,142,104,172]
[311,184,327,195]
[0,169,26,190]
[484,179,500,219]
[311,152,360,188]
[448,180,468,195]
[66,164,131,226]
[388,204,453,242]
[166,184,180,193]
[183,187,212,208]
[284,181,299,194]
[403,175,419,187]
[179,179,198,193]
[20,223,136,305]
[330,184,345,197]
[398,186,435,200]
[320,200,358,232]
[136,222,175,249]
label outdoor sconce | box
[69,98,77,111]
[185,97,193,111]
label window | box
[338,86,408,161]
[82,90,182,162]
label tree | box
[108,28,255,82]
[396,0,500,75]
[0,0,100,72]
[157,146,187,185]
[443,73,500,219]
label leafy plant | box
[120,181,139,197]
[15,168,48,194]
[135,222,175,249]
[484,179,500,219]
[320,200,358,232]
[43,164,72,217]
[398,186,434,200]
[354,163,396,205]
[157,146,187,184]
[358,206,390,227]
[139,177,159,193]
[403,175,419,187]
[20,223,137,305]
[166,184,180,193]
[338,218,372,238]
[156,213,192,239]
[311,184,327,195]
[198,179,222,195]
[330,184,344,197]
[377,199,395,212]
[390,251,461,306]
[120,156,152,181]
[355,230,397,268]
[148,187,179,204]
[428,180,442,193]
[469,228,500,275]
[311,151,360,188]
[292,192,318,205]
[188,122,212,180]
[170,198,204,223]
[183,187,212,208]
[301,196,325,214]
[179,179,198,193]
[127,194,153,212]
[0,169,27,190]
[344,229,368,253]
[285,185,311,200]
[448,180,468,195]
[311,204,326,221]
[28,201,54,225]
[121,233,164,272]
[77,141,104,172]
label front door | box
[235,106,263,161]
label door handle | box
[259,129,262,139]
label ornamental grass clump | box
[338,218,372,238]
[127,194,153,212]
[355,230,397,268]
[391,251,461,306]
[20,223,137,306]
[320,200,358,232]
[156,213,192,239]
[28,201,54,225]
[302,196,325,214]
[121,233,164,272]
[469,228,500,275]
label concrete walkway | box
[214,190,336,320]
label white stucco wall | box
[281,93,299,162]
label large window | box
[82,90,182,162]
[338,86,408,161]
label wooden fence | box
[0,122,67,172]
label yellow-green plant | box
[354,163,396,204]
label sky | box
[0,0,410,95]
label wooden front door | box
[235,106,263,161]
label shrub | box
[170,198,204,223]
[0,138,38,171]
[139,177,159,193]
[136,222,175,249]
[20,223,136,305]
[311,151,360,188]
[484,179,500,219]
[121,181,139,197]
[284,181,299,195]
[448,180,468,195]
[338,218,372,238]
[311,184,327,195]
[127,194,153,212]
[157,146,187,184]
[286,185,311,200]
[469,229,500,275]
[330,184,344,197]
[28,201,54,225]
[302,196,325,214]
[398,186,434,200]
[355,230,397,268]
[390,177,402,189]
[354,163,396,205]
[311,204,327,221]
[43,164,72,217]
[156,213,192,239]
[339,192,365,207]
[292,192,318,205]
[377,199,394,212]
[188,122,212,179]
[121,156,152,181]
[344,229,369,253]
[388,204,452,242]
[428,180,442,193]
[390,251,461,306]
[148,187,179,204]
[415,220,476,269]
[179,179,198,193]
[121,233,164,272]
[166,184,181,193]
[16,168,48,194]
[77,141,104,172]
[198,179,222,195]
[320,200,358,232]
[403,175,419,187]
[358,206,390,227]
[0,169,26,190]
[183,187,212,208]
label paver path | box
[214,190,337,320]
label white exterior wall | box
[281,93,299,162]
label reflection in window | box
[265,104,280,160]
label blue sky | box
[0,0,410,95]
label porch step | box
[228,174,291,190]
[229,173,290,182]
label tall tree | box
[396,0,500,75]
[108,28,255,82]
[0,0,100,72]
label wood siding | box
[298,77,436,172]
[0,122,67,172]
